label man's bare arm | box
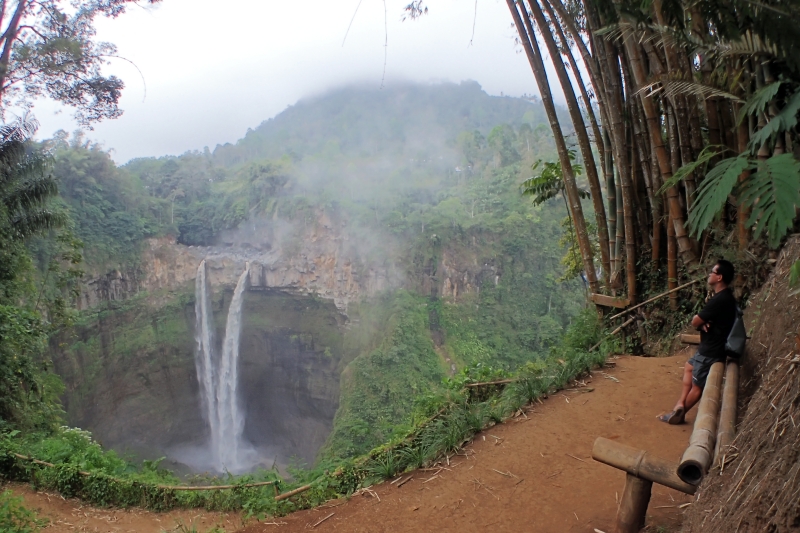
[691,315,709,332]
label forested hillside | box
[26,82,592,465]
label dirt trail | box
[242,352,696,533]
[7,352,696,533]
[6,485,242,532]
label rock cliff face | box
[78,210,405,312]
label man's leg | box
[684,383,703,413]
[674,361,694,411]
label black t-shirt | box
[697,287,737,359]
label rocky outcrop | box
[78,210,405,312]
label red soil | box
[6,484,242,532]
[240,352,696,533]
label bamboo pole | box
[465,379,516,388]
[591,437,696,494]
[608,279,699,321]
[275,483,313,501]
[714,360,739,467]
[616,474,652,533]
[678,361,725,485]
[589,315,637,352]
[667,213,678,310]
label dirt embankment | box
[681,236,800,532]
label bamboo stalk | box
[509,0,598,293]
[591,438,696,494]
[275,484,313,501]
[714,360,739,467]
[589,315,637,352]
[616,474,652,533]
[607,279,699,321]
[465,379,516,388]
[667,212,678,310]
[539,0,612,284]
[678,361,725,485]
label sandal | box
[657,406,685,425]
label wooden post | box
[616,474,652,533]
[714,360,739,467]
[678,361,725,485]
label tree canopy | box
[0,0,160,125]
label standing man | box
[658,259,737,425]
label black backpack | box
[725,306,746,358]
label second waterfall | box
[194,260,251,472]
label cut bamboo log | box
[677,361,725,485]
[680,334,701,345]
[591,438,696,495]
[616,474,652,533]
[714,359,739,467]
[590,293,631,308]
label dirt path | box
[241,352,696,533]
[6,483,243,533]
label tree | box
[0,0,160,125]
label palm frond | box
[9,207,69,239]
[741,154,800,248]
[687,155,753,236]
[748,89,800,151]
[737,81,783,124]
[706,30,780,59]
[635,80,742,102]
[658,145,729,194]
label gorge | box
[46,82,585,474]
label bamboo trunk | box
[622,37,697,265]
[528,0,611,285]
[678,361,725,485]
[592,438,697,494]
[607,130,618,276]
[616,474,651,533]
[667,212,678,310]
[506,0,599,293]
[714,360,739,467]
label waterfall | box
[194,261,250,471]
[216,264,250,470]
[194,261,219,464]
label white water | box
[193,261,251,472]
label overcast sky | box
[31,0,565,164]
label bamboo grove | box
[409,0,800,305]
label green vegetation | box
[0,82,603,518]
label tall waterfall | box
[193,261,250,471]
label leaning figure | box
[658,259,737,425]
